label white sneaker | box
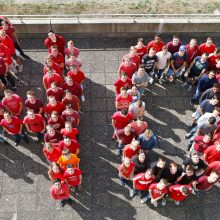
[140,195,150,203]
[192,112,196,118]
[149,77,154,84]
[18,64,23,73]
[187,85,192,92]
[81,95,85,102]
[175,201,180,206]
[181,82,188,88]
[158,79,162,85]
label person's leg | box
[6,72,16,88]
[14,40,30,59]
[0,76,7,86]
[13,134,21,146]
[80,84,85,102]
[21,132,29,143]
[191,87,201,103]
[140,193,150,203]
[36,132,43,143]
[117,143,125,156]
[166,68,173,79]
[119,175,129,186]
[129,188,138,198]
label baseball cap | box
[179,45,186,51]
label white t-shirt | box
[156,51,172,70]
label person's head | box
[211,93,220,105]
[46,67,54,77]
[136,116,144,126]
[189,38,197,47]
[48,96,57,106]
[170,161,178,174]
[207,116,216,126]
[1,20,9,30]
[138,150,146,162]
[62,148,71,159]
[65,104,73,115]
[50,82,58,90]
[70,53,77,59]
[46,125,55,136]
[145,169,154,179]
[157,178,167,190]
[157,157,166,168]
[45,142,53,152]
[179,45,186,56]
[131,85,138,93]
[137,66,145,77]
[185,165,194,176]
[212,83,220,93]
[26,90,36,102]
[137,38,145,47]
[203,134,212,143]
[123,157,131,168]
[135,100,143,108]
[46,57,53,66]
[214,47,220,56]
[124,126,132,136]
[4,89,13,99]
[208,70,216,79]
[212,107,220,117]
[67,40,75,49]
[201,53,209,62]
[162,46,168,54]
[154,34,161,43]
[120,73,128,82]
[3,111,11,121]
[120,87,128,97]
[50,111,59,122]
[50,162,60,173]
[64,90,73,99]
[48,30,56,41]
[208,170,219,183]
[149,47,156,56]
[130,139,140,150]
[70,64,78,73]
[172,35,179,46]
[120,108,128,116]
[215,140,220,151]
[65,76,73,85]
[64,121,72,131]
[123,57,131,66]
[53,178,61,189]
[191,152,200,163]
[206,37,213,46]
[63,136,71,145]
[51,45,58,56]
[180,186,190,196]
[144,129,153,140]
[129,46,137,55]
[66,164,74,174]
[27,109,35,119]
[0,30,7,40]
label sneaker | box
[185,133,192,139]
[60,200,65,207]
[14,142,19,146]
[175,201,180,206]
[187,143,192,151]
[81,95,85,102]
[129,189,136,198]
[140,195,150,204]
[181,82,188,88]
[158,79,163,85]
[149,77,154,84]
[187,85,192,92]
[119,179,125,186]
[18,64,23,73]
[153,203,158,208]
[161,199,167,206]
[116,149,122,156]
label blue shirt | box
[137,134,157,150]
[198,75,217,93]
[191,56,208,75]
[172,52,187,69]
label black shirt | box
[150,161,164,177]
[141,55,158,73]
[132,155,149,175]
[183,158,207,171]
[177,173,198,185]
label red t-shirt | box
[112,111,133,129]
[50,182,70,200]
[208,54,220,70]
[2,94,22,115]
[118,62,137,79]
[196,176,216,191]
[44,101,65,116]
[43,73,64,90]
[43,146,61,162]
[63,168,82,187]
[23,114,45,133]
[49,52,64,70]
[62,82,83,98]
[204,145,220,164]
[185,44,200,64]
[0,116,23,134]
[44,34,66,55]
[46,88,64,102]
[135,46,147,59]
[199,43,216,55]
[0,57,7,76]
[25,98,44,114]
[116,94,133,110]
[64,47,80,58]
[114,78,132,94]
[62,110,80,128]
[48,116,65,131]
[118,161,135,178]
[206,161,220,175]
[0,44,12,64]
[48,170,64,181]
[123,54,141,67]
[193,135,212,153]
[116,128,136,145]
[44,131,63,144]
[62,96,80,112]
[123,144,141,159]
[43,63,61,76]
[60,128,78,140]
[0,35,15,56]
[128,121,148,136]
[67,70,86,84]
[147,40,164,53]
[169,184,192,201]
[133,173,154,191]
[59,139,79,154]
[149,183,168,199]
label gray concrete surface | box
[0,34,219,219]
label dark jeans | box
[13,132,28,144]
[0,73,15,87]
[119,176,130,186]
[61,198,72,206]
[14,40,25,56]
[36,132,44,140]
[156,69,165,79]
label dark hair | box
[66,164,73,169]
[185,164,194,172]
[182,186,190,195]
[48,30,54,34]
[208,116,216,125]
[137,38,145,43]
[213,83,220,89]
[53,178,61,184]
[170,161,177,168]
[158,157,166,162]
[121,108,128,115]
[137,116,144,121]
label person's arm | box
[2,126,13,135]
[186,60,195,72]
[75,148,80,156]
[41,120,46,133]
[24,122,32,133]
[4,62,8,75]
[39,107,44,115]
[17,102,23,116]
[112,119,116,129]
[152,193,166,202]
[176,61,187,72]
[170,60,176,72]
[176,172,185,182]
[76,118,80,127]
[18,124,23,134]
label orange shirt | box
[57,154,80,170]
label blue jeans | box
[119,176,129,186]
[118,143,125,150]
[191,88,202,102]
[13,132,28,144]
[167,68,184,78]
[137,87,145,95]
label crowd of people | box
[0,16,85,207]
[112,35,220,207]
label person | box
[0,111,29,146]
[44,96,65,118]
[23,109,46,143]
[43,142,62,163]
[205,161,220,175]
[168,184,192,205]
[130,169,155,199]
[50,178,72,207]
[166,45,187,82]
[123,46,141,68]
[62,90,80,112]
[155,45,171,84]
[182,53,209,92]
[137,129,157,152]
[198,37,216,55]
[118,57,137,79]
[127,85,141,103]
[0,54,9,87]
[132,150,149,175]
[60,121,78,140]
[63,164,83,192]
[147,35,164,53]
[48,162,64,181]
[150,157,166,177]
[185,38,200,65]
[115,87,132,110]
[203,140,220,164]
[45,30,66,56]
[115,126,136,156]
[132,66,150,95]
[141,47,158,79]
[44,125,63,146]
[59,136,80,155]
[128,100,145,119]
[48,111,65,131]
[62,105,80,128]
[57,148,80,169]
[199,83,220,103]
[2,89,22,116]
[118,157,135,186]
[65,53,82,70]
[43,56,61,76]
[64,40,80,59]
[166,35,182,55]
[24,90,44,114]
[128,116,148,136]
[123,139,141,159]
[183,154,207,177]
[142,178,168,207]
[114,73,132,95]
[134,38,147,59]
[46,82,64,102]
